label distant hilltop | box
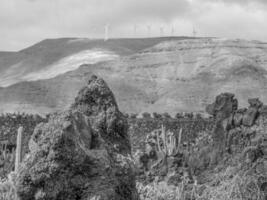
[0,37,267,115]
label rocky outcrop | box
[206,93,238,146]
[206,93,238,121]
[207,93,266,157]
[242,98,262,126]
[207,95,265,129]
[206,94,266,146]
[15,76,138,200]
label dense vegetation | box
[0,113,46,179]
[0,93,266,200]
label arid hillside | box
[0,37,267,115]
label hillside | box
[0,37,267,115]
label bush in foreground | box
[0,173,17,200]
[137,159,266,200]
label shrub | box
[195,164,265,200]
[142,112,151,119]
[0,174,17,200]
[137,161,266,200]
[184,113,193,119]
[137,180,187,200]
[162,112,172,119]
[153,112,162,119]
[175,113,183,119]
[195,113,202,120]
[123,113,129,118]
[130,113,138,119]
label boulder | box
[206,93,238,145]
[15,76,138,200]
[259,105,267,114]
[243,99,262,127]
[71,75,128,141]
[222,113,234,131]
[233,108,247,127]
[243,146,263,163]
[206,93,237,122]
[243,107,258,127]
[248,98,263,109]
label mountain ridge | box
[0,37,267,115]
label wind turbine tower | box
[104,24,109,41]
[134,24,138,37]
[147,25,151,37]
[171,25,175,36]
[160,27,164,37]
[193,27,197,37]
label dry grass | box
[0,180,16,200]
[196,170,263,200]
[203,158,265,200]
[0,172,17,200]
[137,160,266,200]
[137,180,187,200]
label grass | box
[0,180,16,200]
[197,170,262,200]
[137,158,266,200]
[137,180,187,200]
[0,172,17,200]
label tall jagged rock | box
[206,93,238,146]
[206,93,237,121]
[15,75,138,200]
[206,93,266,155]
[71,75,128,141]
[242,98,263,126]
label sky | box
[0,0,267,51]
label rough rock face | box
[15,76,138,200]
[233,108,246,127]
[206,93,237,121]
[242,98,262,126]
[207,93,266,155]
[206,93,238,145]
[71,75,128,142]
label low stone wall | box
[128,118,214,153]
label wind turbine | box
[171,25,175,36]
[193,26,197,37]
[134,24,138,37]
[147,25,151,37]
[104,24,109,41]
[160,26,164,37]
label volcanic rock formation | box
[206,93,238,147]
[14,75,138,200]
[207,93,266,158]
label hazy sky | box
[1,0,267,51]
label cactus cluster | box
[156,125,183,157]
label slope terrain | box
[0,37,267,115]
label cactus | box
[156,128,162,153]
[156,125,167,155]
[15,126,23,173]
[162,125,167,154]
[177,128,183,151]
[152,125,182,172]
[156,125,182,157]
